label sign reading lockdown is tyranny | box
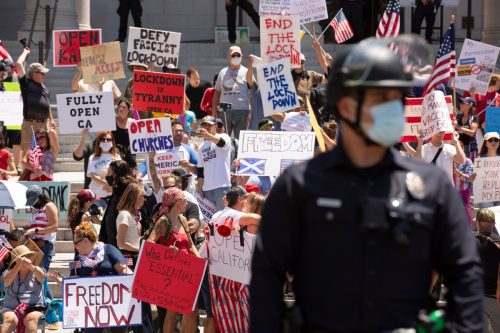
[56,92,116,134]
[255,58,299,116]
[132,70,185,115]
[62,275,142,329]
[80,41,125,84]
[260,15,301,68]
[127,27,181,67]
[53,29,101,66]
[128,117,174,154]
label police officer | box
[249,38,483,332]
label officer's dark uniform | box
[249,39,483,332]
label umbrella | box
[0,180,29,209]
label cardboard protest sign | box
[132,241,207,314]
[132,71,185,115]
[260,15,301,68]
[62,275,142,329]
[419,91,454,141]
[485,107,500,133]
[127,27,181,67]
[56,92,116,134]
[401,95,454,142]
[0,91,23,127]
[282,112,311,132]
[473,157,500,204]
[13,181,70,220]
[292,0,328,24]
[80,41,125,84]
[0,210,12,232]
[255,59,299,116]
[259,0,292,15]
[456,39,500,95]
[207,230,257,285]
[128,117,174,154]
[53,29,101,67]
[237,130,315,176]
[194,192,217,225]
[150,150,184,177]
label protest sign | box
[0,209,12,232]
[292,0,328,24]
[259,0,292,15]
[13,181,70,220]
[260,15,301,68]
[56,92,116,134]
[132,71,185,115]
[0,91,23,127]
[207,230,257,285]
[127,27,181,67]
[80,41,125,84]
[237,130,315,176]
[53,29,101,67]
[401,95,454,142]
[473,157,500,204]
[455,39,500,95]
[150,151,184,176]
[194,192,217,225]
[282,112,312,132]
[62,275,141,329]
[132,241,207,314]
[419,91,454,141]
[128,117,174,154]
[485,107,500,133]
[255,59,299,116]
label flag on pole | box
[422,22,456,96]
[0,40,14,63]
[28,131,43,169]
[0,235,13,250]
[328,9,354,44]
[0,244,10,265]
[376,0,400,39]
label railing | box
[26,0,59,65]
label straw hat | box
[9,245,36,267]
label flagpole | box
[451,15,457,117]
[301,24,315,39]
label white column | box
[482,0,500,47]
[75,0,91,30]
[18,0,78,42]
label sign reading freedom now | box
[132,71,185,115]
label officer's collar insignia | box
[406,172,425,200]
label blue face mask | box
[362,100,405,147]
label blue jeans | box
[39,241,54,300]
[219,109,248,139]
[204,186,230,211]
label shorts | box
[21,119,50,152]
[6,130,21,147]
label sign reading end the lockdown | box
[53,29,101,67]
[132,70,185,115]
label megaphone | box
[217,217,233,237]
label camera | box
[219,102,232,111]
[88,204,100,217]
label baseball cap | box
[484,132,500,141]
[201,115,216,125]
[300,53,306,62]
[25,185,43,206]
[172,168,192,178]
[244,183,260,194]
[460,97,477,107]
[229,46,242,56]
[28,63,49,75]
[128,62,148,71]
[258,119,274,130]
[215,118,224,126]
[76,189,99,204]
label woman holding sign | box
[476,131,500,209]
[113,100,136,169]
[147,187,201,333]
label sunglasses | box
[36,135,47,140]
[231,54,241,58]
[101,138,112,142]
[487,138,499,143]
[73,238,85,245]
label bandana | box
[153,187,184,221]
[79,242,105,268]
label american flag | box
[121,257,134,267]
[69,261,81,270]
[0,40,14,63]
[0,235,13,250]
[376,0,400,39]
[422,23,456,96]
[328,9,354,44]
[28,131,43,169]
[0,244,10,264]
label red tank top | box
[158,232,190,254]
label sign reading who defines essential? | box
[56,91,116,135]
[127,27,181,67]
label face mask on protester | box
[105,176,114,186]
[99,142,113,152]
[361,100,405,147]
[231,56,242,66]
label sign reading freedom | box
[132,70,185,115]
[53,29,101,66]
[132,241,207,314]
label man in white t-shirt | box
[196,115,232,211]
[405,131,466,184]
